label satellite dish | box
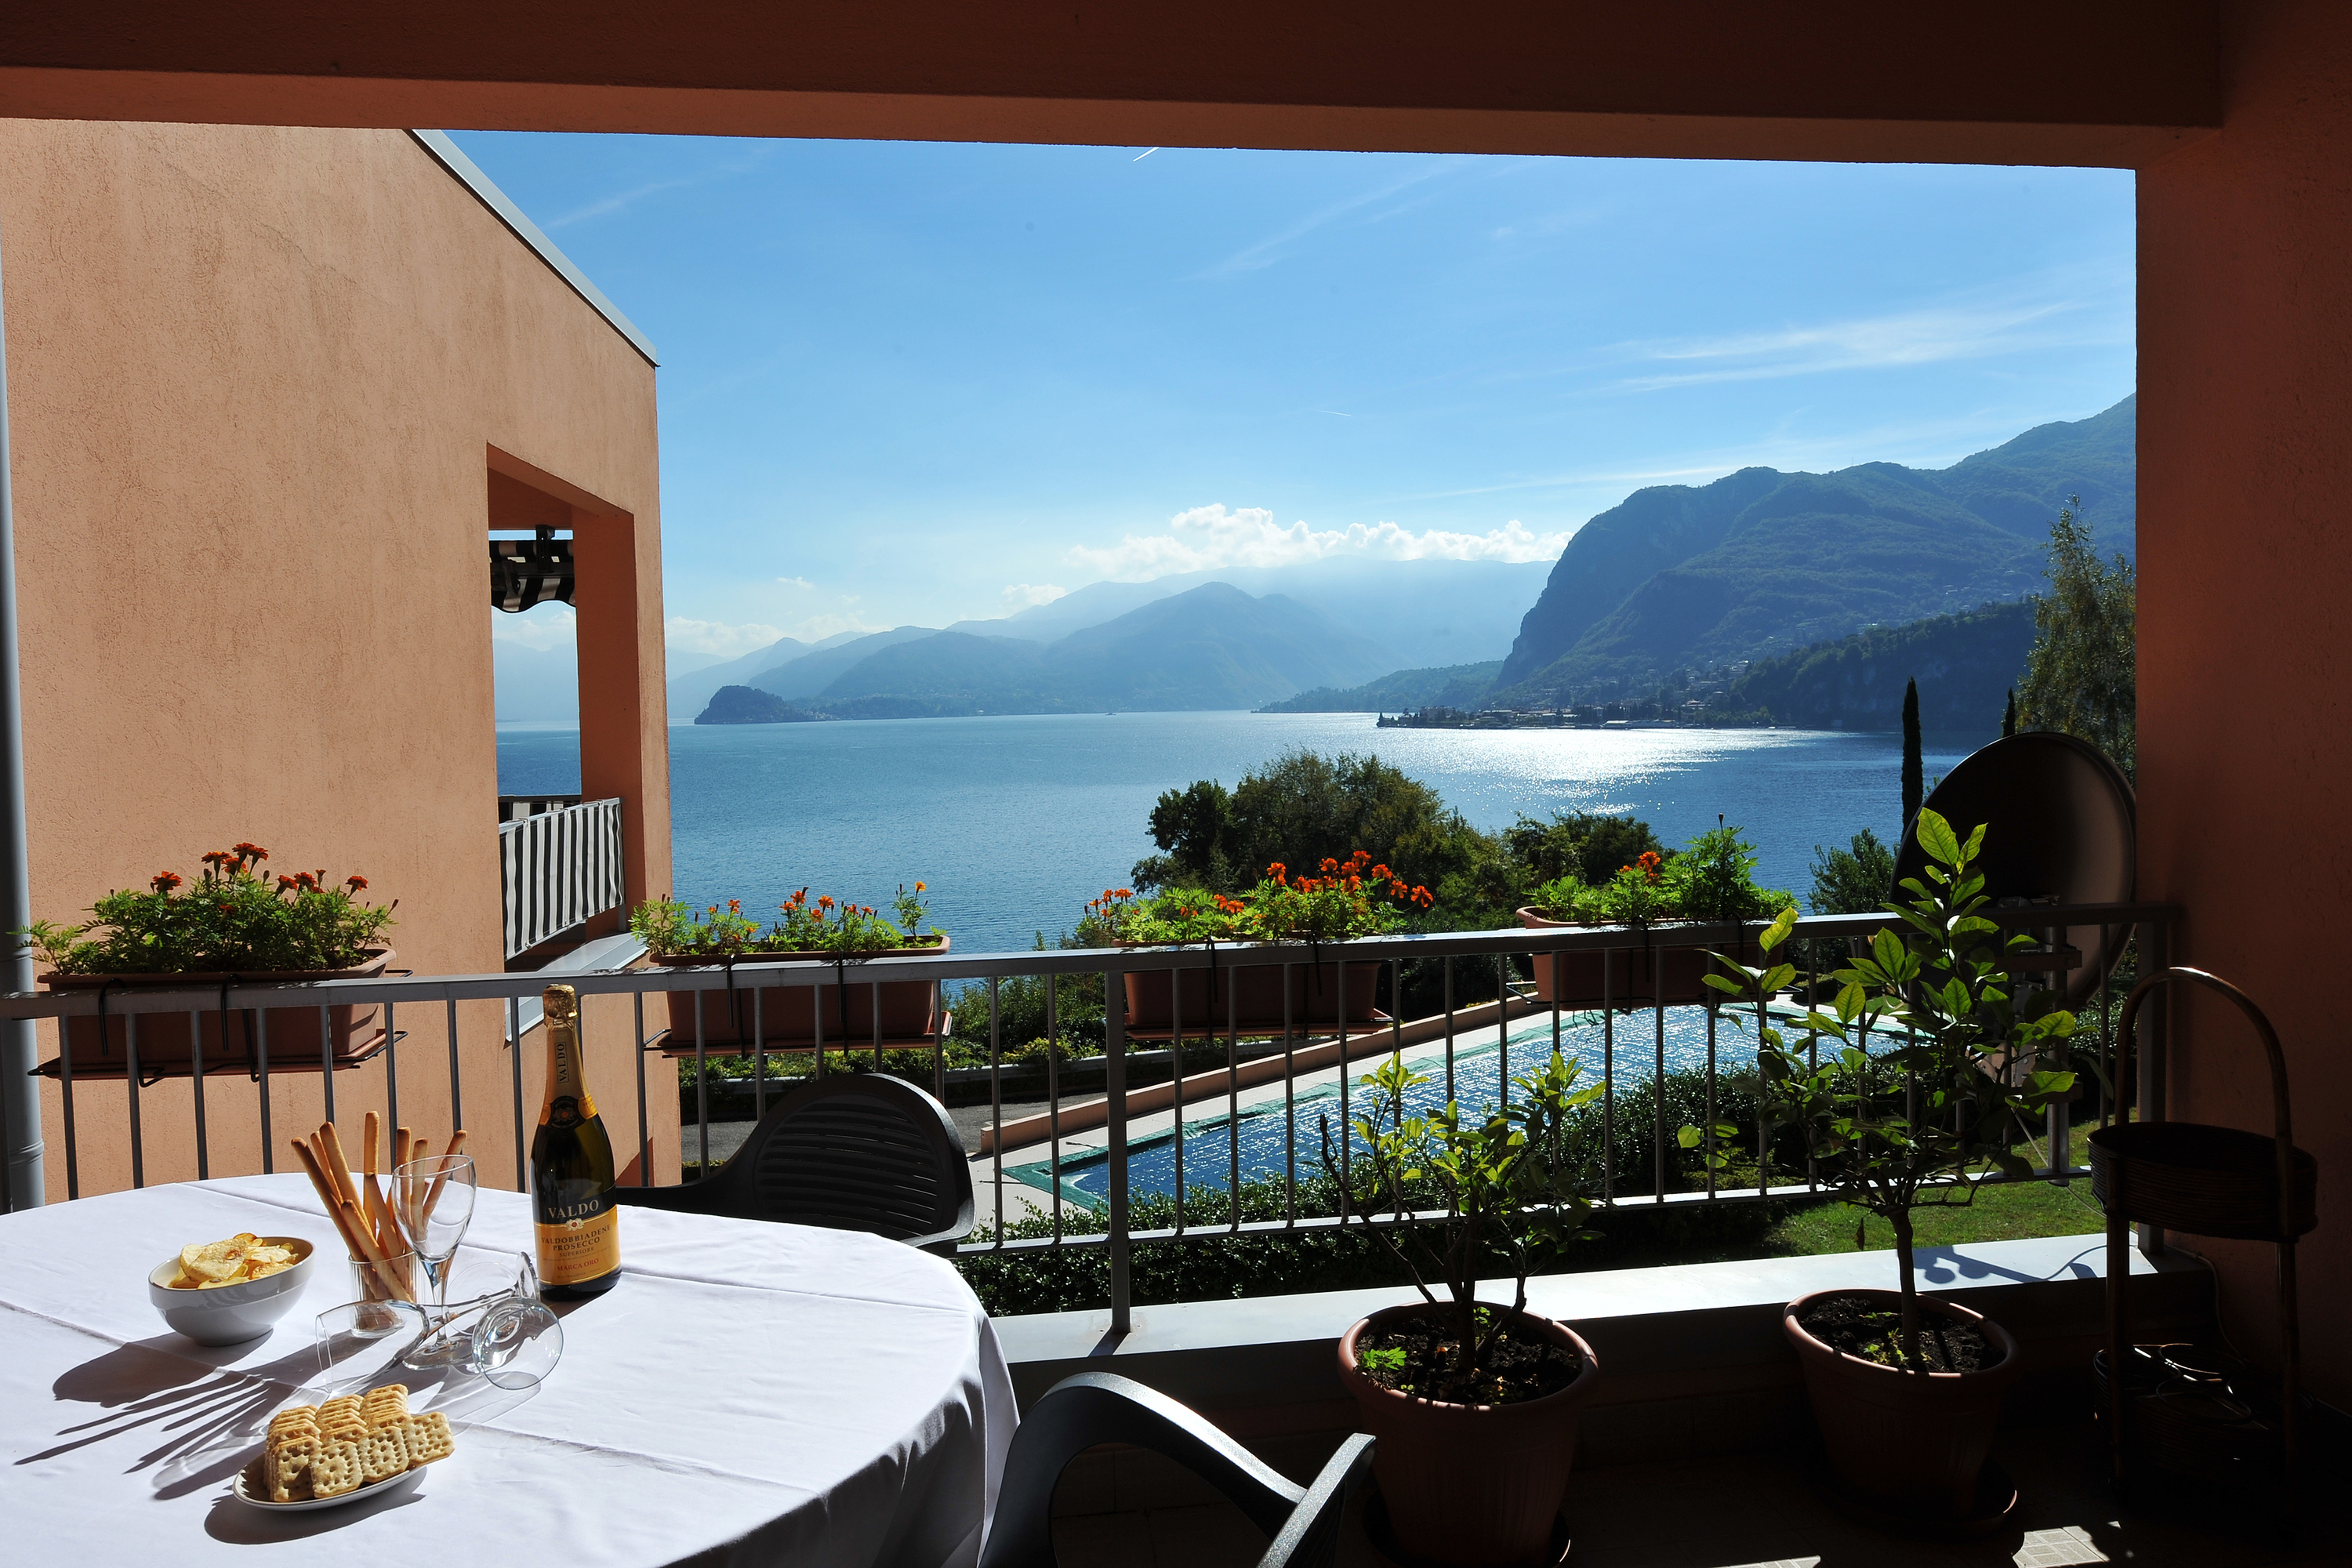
[1891,731,2136,1004]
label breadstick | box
[309,1133,356,1218]
[362,1112,399,1255]
[401,1137,430,1240]
[313,1123,358,1213]
[317,1122,361,1208]
[339,1196,415,1302]
[420,1129,470,1225]
[390,1127,414,1243]
[291,1139,372,1269]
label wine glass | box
[469,1251,564,1392]
[394,1153,476,1352]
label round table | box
[0,1173,1014,1567]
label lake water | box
[497,713,1990,955]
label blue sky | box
[451,135,2136,662]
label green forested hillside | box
[1493,397,2132,703]
[1258,662,1504,713]
[1722,601,2037,731]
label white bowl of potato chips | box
[147,1232,314,1345]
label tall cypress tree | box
[1901,677,1923,832]
[2002,688,2018,738]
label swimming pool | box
[1014,1002,1823,1207]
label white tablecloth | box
[0,1174,1015,1567]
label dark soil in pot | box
[1339,1301,1601,1568]
[1355,1307,1584,1406]
[1782,1286,2022,1524]
[1798,1293,1994,1374]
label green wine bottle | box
[532,984,621,1300]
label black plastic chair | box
[614,1073,975,1248]
[978,1373,1375,1568]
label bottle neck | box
[542,1018,598,1121]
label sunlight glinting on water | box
[499,712,1987,955]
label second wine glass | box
[394,1152,477,1350]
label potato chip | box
[177,1237,250,1284]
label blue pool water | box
[1026,1004,1791,1206]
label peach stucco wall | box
[2139,2,2352,1405]
[0,120,677,1200]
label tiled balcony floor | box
[1050,1425,2339,1568]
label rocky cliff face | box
[1494,397,2134,701]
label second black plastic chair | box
[615,1072,975,1249]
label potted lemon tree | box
[24,842,397,1076]
[1700,811,2076,1526]
[1323,1050,1606,1566]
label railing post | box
[1105,962,1131,1335]
[0,230,41,1212]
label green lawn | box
[1755,1120,2107,1257]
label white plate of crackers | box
[234,1383,457,1511]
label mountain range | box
[495,396,2132,725]
[693,582,1402,720]
[660,556,1552,723]
[1491,396,2132,702]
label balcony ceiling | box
[2,2,2218,167]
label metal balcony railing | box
[499,796,623,957]
[0,903,2180,1328]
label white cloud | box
[1001,583,1068,609]
[1610,275,2130,393]
[663,617,790,658]
[488,603,575,652]
[1065,503,1568,581]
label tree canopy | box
[2017,499,2136,779]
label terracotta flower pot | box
[1515,908,1761,1007]
[1338,1301,1602,1567]
[652,939,948,1051]
[1119,944,1385,1038]
[1782,1287,2021,1521]
[43,948,397,1079]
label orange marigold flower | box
[915,880,927,893]
[150,871,182,892]
[345,875,368,891]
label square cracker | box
[398,1410,455,1466]
[358,1425,410,1483]
[265,1436,318,1503]
[307,1438,365,1499]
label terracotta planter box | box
[1782,1287,2021,1522]
[1119,946,1385,1039]
[1338,1301,1602,1567]
[652,940,948,1051]
[42,948,397,1080]
[1515,908,1763,1007]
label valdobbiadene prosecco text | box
[531,983,620,1299]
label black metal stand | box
[2091,967,2316,1513]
